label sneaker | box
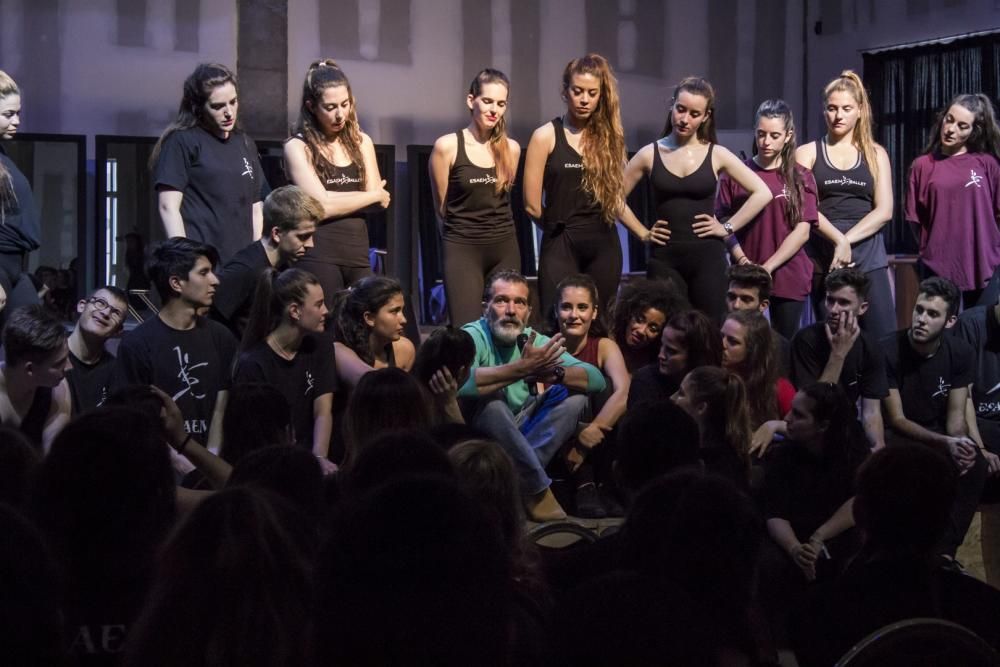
[575,483,607,519]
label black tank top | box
[444,131,514,244]
[291,135,369,266]
[650,142,717,243]
[812,139,874,221]
[542,118,602,230]
[8,386,52,447]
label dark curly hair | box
[331,276,404,366]
[609,278,688,363]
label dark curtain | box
[864,33,1000,254]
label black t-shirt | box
[234,334,337,448]
[626,364,679,409]
[153,126,269,263]
[882,329,974,433]
[956,306,1000,423]
[759,442,859,538]
[211,240,272,338]
[0,147,41,253]
[790,322,889,404]
[67,350,116,415]
[113,315,238,436]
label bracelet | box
[176,433,193,456]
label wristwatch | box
[722,220,734,235]
[551,366,566,385]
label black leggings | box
[295,258,373,309]
[647,240,728,323]
[537,224,623,321]
[442,236,521,326]
[768,297,805,340]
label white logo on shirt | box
[305,370,315,396]
[824,175,867,188]
[469,174,497,185]
[932,376,951,398]
[564,162,584,169]
[326,174,362,186]
[966,170,983,188]
[775,184,790,200]
[241,157,253,178]
[172,346,208,401]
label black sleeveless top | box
[7,386,52,447]
[812,139,875,222]
[444,131,514,244]
[542,118,602,230]
[650,142,717,244]
[292,134,369,267]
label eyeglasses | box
[88,297,124,322]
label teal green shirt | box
[458,318,607,412]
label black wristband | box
[177,433,193,456]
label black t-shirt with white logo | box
[233,333,337,449]
[790,322,889,404]
[113,315,238,436]
[67,350,116,415]
[882,329,974,433]
[153,126,269,263]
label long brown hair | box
[150,63,238,168]
[823,70,880,181]
[468,69,515,194]
[723,310,778,428]
[923,93,1000,159]
[752,99,805,226]
[291,59,367,188]
[562,54,626,224]
[686,366,751,472]
[0,70,21,224]
[661,76,718,143]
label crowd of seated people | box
[5,186,1000,665]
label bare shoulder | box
[395,336,416,370]
[795,141,817,167]
[359,131,375,148]
[507,137,521,153]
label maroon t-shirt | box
[906,152,1000,291]
[717,160,818,300]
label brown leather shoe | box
[528,487,567,522]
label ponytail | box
[686,366,752,474]
[823,70,880,181]
[241,268,320,350]
[723,372,752,465]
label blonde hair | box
[562,54,626,224]
[0,70,21,224]
[292,59,367,188]
[468,69,515,194]
[824,70,880,181]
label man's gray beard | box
[490,319,524,346]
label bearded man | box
[458,269,606,521]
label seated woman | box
[332,276,415,385]
[411,327,475,424]
[720,309,795,432]
[672,366,751,488]
[628,309,721,408]
[553,274,630,518]
[234,268,336,473]
[758,382,869,624]
[609,278,687,374]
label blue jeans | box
[471,386,589,496]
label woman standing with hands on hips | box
[284,60,391,304]
[152,64,269,264]
[622,76,772,323]
[906,94,1000,308]
[0,70,40,317]
[430,69,521,327]
[796,70,894,338]
[523,54,656,317]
